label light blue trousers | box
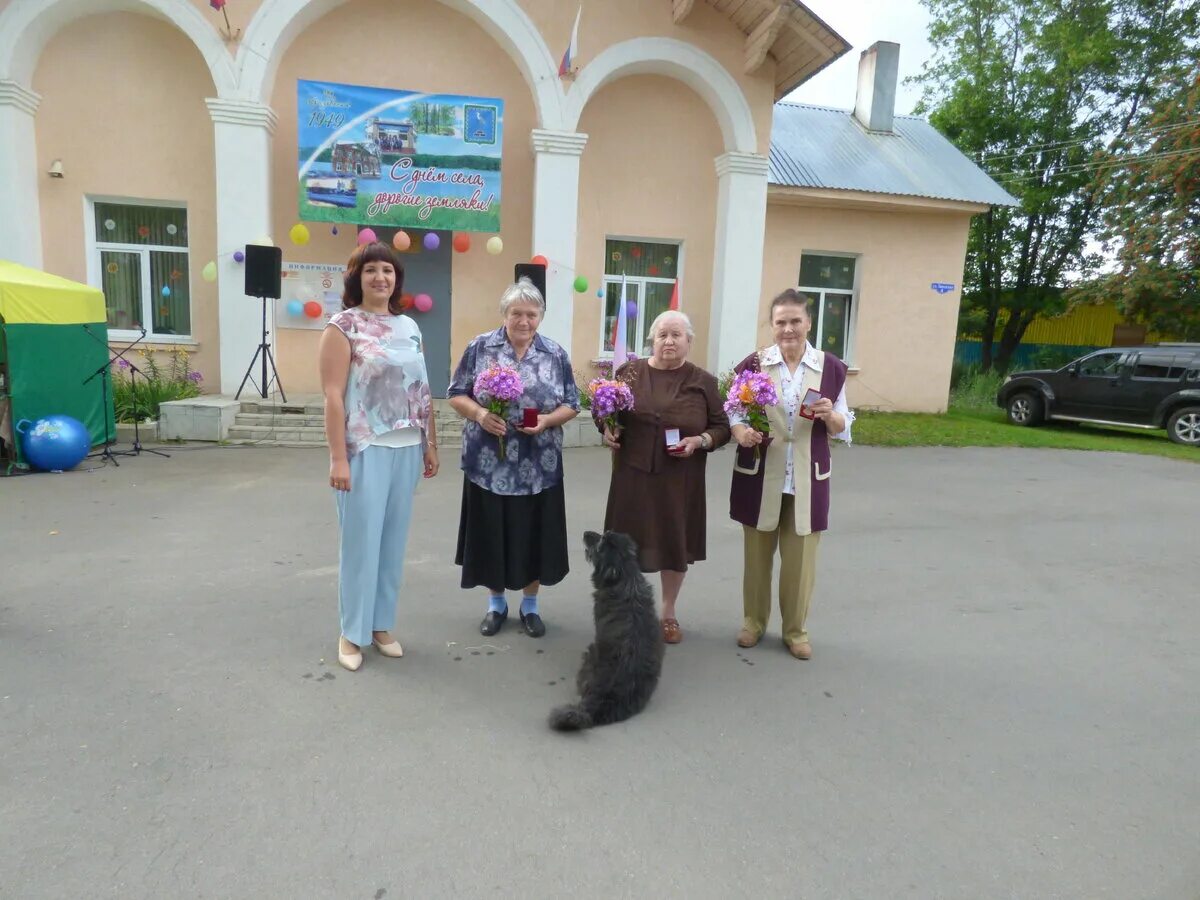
[334,444,422,647]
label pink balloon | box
[414,293,433,312]
[357,228,378,245]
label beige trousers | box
[742,494,822,646]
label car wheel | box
[1167,406,1200,446]
[1007,391,1044,427]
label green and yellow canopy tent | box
[0,260,114,469]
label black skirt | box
[455,476,570,590]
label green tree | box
[916,0,1198,371]
[1073,65,1200,338]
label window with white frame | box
[90,200,191,339]
[600,238,681,357]
[798,252,857,362]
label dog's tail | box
[548,704,594,732]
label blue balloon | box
[161,286,171,297]
[287,300,304,317]
[16,415,91,472]
[596,288,604,298]
[626,300,638,318]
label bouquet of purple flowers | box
[473,363,524,457]
[582,377,635,435]
[723,370,778,457]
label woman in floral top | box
[318,242,439,672]
[448,278,580,638]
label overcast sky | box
[783,0,933,115]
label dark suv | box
[996,343,1200,446]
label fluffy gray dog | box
[548,531,665,731]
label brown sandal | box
[661,618,682,644]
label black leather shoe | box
[519,611,546,638]
[480,609,507,636]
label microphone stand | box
[84,325,170,460]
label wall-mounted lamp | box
[48,159,64,178]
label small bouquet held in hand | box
[581,378,635,437]
[473,363,524,458]
[723,370,778,459]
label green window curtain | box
[604,240,679,279]
[101,250,143,330]
[799,254,855,291]
[94,203,187,247]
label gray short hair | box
[499,278,545,316]
[647,310,694,342]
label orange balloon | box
[452,233,471,253]
[399,293,415,310]
[531,254,548,267]
[303,300,323,318]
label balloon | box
[233,250,245,263]
[289,223,310,246]
[253,235,273,246]
[357,228,378,245]
[596,288,604,298]
[486,236,503,255]
[287,300,304,317]
[423,232,440,251]
[452,233,471,253]
[531,254,548,267]
[331,225,339,236]
[161,286,171,298]
[414,293,433,312]
[393,230,411,251]
[15,415,91,472]
[626,300,638,318]
[399,293,415,311]
[303,300,323,318]
[201,261,217,282]
[573,276,588,293]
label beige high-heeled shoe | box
[338,638,363,671]
[372,636,403,658]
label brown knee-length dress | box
[602,358,731,573]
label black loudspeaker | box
[514,263,547,305]
[245,244,283,299]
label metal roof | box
[770,102,1019,207]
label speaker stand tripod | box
[236,295,286,401]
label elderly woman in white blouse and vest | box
[727,289,854,660]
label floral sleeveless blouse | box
[327,308,432,458]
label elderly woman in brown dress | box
[600,310,730,643]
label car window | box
[1132,355,1177,380]
[1078,351,1126,377]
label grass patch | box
[853,368,1197,463]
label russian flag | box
[559,6,581,77]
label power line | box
[976,118,1199,165]
[988,147,1200,185]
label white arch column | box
[0,80,43,268]
[207,99,277,396]
[709,151,770,374]
[531,129,587,350]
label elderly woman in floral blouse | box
[448,278,580,638]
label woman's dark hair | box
[342,241,405,314]
[769,288,813,321]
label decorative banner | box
[297,79,503,233]
[277,262,346,330]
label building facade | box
[0,0,1012,413]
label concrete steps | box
[223,399,466,447]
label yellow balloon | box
[201,261,217,283]
[252,235,273,246]
[486,236,503,255]
[289,223,310,246]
